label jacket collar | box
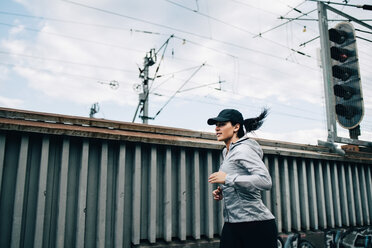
[223,135,249,157]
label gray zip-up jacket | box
[220,136,275,223]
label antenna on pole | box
[216,76,225,91]
[89,102,100,118]
[98,80,120,90]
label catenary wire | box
[0,18,321,80]
[0,50,138,73]
[164,0,315,59]
[0,22,145,53]
[59,0,318,64]
[0,8,322,72]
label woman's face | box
[215,121,239,142]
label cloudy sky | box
[0,0,371,145]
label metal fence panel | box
[0,109,372,247]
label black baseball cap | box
[207,109,243,125]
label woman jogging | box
[207,108,277,248]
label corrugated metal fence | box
[0,107,371,248]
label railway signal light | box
[328,22,364,136]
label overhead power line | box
[299,36,319,47]
[151,89,324,123]
[151,34,174,86]
[0,8,319,60]
[151,63,206,119]
[0,50,137,73]
[60,0,314,63]
[156,65,204,78]
[356,28,372,35]
[253,8,317,38]
[0,10,163,35]
[0,21,318,83]
[280,0,307,17]
[0,22,144,52]
[0,61,133,87]
[165,0,314,59]
[279,16,372,22]
[356,36,372,43]
[307,0,372,11]
[60,0,213,40]
[151,69,324,116]
[1,2,319,74]
[225,0,280,16]
[165,0,256,35]
[177,81,224,93]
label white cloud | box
[0,96,23,108]
[9,23,25,36]
[1,39,27,54]
[257,128,327,145]
[0,66,9,80]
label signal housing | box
[328,22,364,132]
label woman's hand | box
[212,186,223,201]
[208,171,227,184]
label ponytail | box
[244,108,268,132]
[236,108,269,137]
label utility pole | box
[132,35,174,124]
[318,2,337,143]
[133,49,157,124]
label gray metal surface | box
[0,107,371,247]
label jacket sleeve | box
[224,145,272,191]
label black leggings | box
[220,219,278,248]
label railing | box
[0,107,371,248]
